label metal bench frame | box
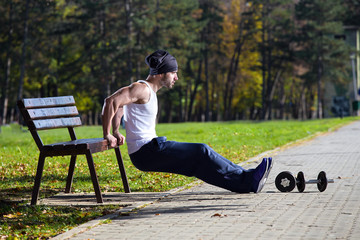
[17,96,130,205]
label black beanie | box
[145,50,178,75]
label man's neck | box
[145,75,163,93]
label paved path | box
[53,121,360,240]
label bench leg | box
[115,147,131,193]
[31,153,46,205]
[85,151,103,203]
[65,155,77,193]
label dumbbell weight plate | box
[275,171,296,192]
[317,171,328,192]
[296,171,306,192]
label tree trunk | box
[166,99,172,123]
[265,67,283,120]
[204,48,210,122]
[100,1,110,98]
[210,70,218,121]
[187,59,202,121]
[300,86,307,120]
[265,31,273,120]
[261,2,267,120]
[178,87,184,122]
[1,0,13,125]
[1,58,11,125]
[224,36,244,120]
[124,0,134,83]
[16,0,30,122]
[297,83,307,120]
[317,56,323,119]
[279,77,286,119]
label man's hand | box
[105,134,120,148]
[113,131,125,146]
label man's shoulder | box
[128,81,151,103]
[129,81,149,92]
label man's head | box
[145,50,178,75]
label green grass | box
[0,117,359,239]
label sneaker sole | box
[255,158,269,193]
[264,157,274,181]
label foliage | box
[249,0,297,120]
[295,0,352,118]
[0,0,358,124]
[295,0,350,85]
[343,0,360,26]
[220,0,262,119]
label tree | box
[343,0,360,26]
[0,0,14,125]
[16,0,30,122]
[249,0,296,120]
[295,0,350,118]
[220,0,262,120]
[1,0,355,124]
[144,0,202,122]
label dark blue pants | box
[129,137,254,193]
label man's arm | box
[112,108,125,145]
[102,82,150,147]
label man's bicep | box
[114,87,135,106]
[108,86,136,108]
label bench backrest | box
[17,96,81,149]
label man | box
[102,49,273,193]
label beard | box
[161,74,174,89]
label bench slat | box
[27,106,79,120]
[31,117,82,130]
[42,138,109,155]
[23,96,75,108]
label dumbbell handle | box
[305,179,334,184]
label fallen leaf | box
[3,213,22,219]
[211,213,227,218]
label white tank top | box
[123,80,158,154]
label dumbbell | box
[275,171,334,192]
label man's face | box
[161,71,178,89]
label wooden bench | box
[17,96,130,205]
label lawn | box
[0,117,358,239]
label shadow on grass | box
[0,185,127,239]
[0,186,60,204]
[0,199,123,239]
